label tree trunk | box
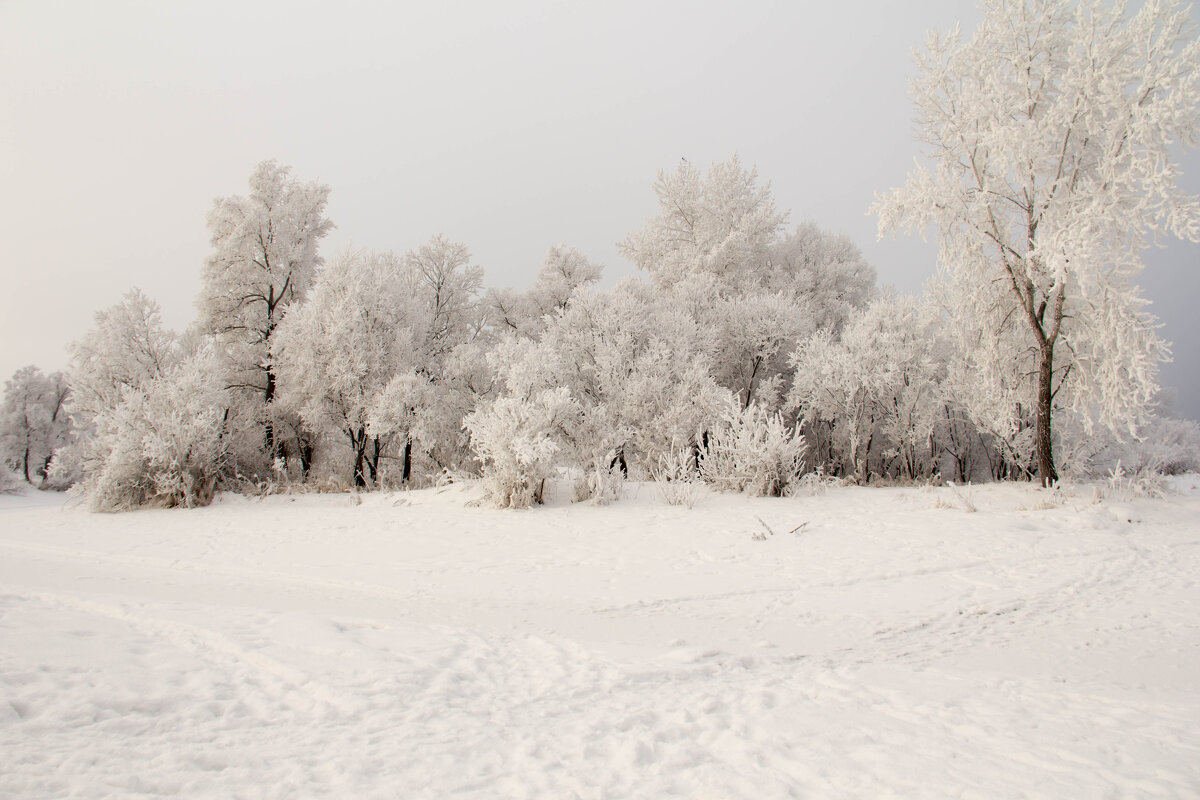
[349,427,367,489]
[264,366,277,458]
[1035,344,1058,487]
[366,436,382,485]
[401,437,412,484]
[298,439,313,480]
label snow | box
[2,479,1198,798]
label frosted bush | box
[1105,462,1168,501]
[78,354,228,511]
[700,402,806,497]
[465,388,578,508]
[574,456,624,506]
[653,448,704,508]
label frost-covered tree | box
[199,160,332,469]
[273,249,419,488]
[790,295,950,482]
[405,234,484,364]
[53,289,181,489]
[766,222,878,335]
[66,288,179,424]
[397,234,493,478]
[465,387,581,508]
[875,0,1200,484]
[484,244,603,337]
[709,290,815,411]
[0,366,71,484]
[620,156,787,291]
[77,349,229,511]
[491,280,731,485]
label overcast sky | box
[2,1,1198,419]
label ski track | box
[0,480,1198,797]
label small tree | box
[0,366,71,484]
[77,350,229,511]
[875,0,1200,484]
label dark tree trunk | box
[1035,345,1058,486]
[691,431,710,474]
[366,436,382,485]
[264,366,277,458]
[348,427,367,489]
[401,437,412,484]
[298,439,313,480]
[22,443,31,484]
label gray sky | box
[2,1,1198,419]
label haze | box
[2,1,1197,418]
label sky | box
[2,1,1198,419]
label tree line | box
[4,0,1199,508]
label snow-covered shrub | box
[653,448,704,508]
[465,388,579,508]
[793,466,840,497]
[700,402,806,497]
[1058,408,1200,481]
[573,456,625,506]
[77,353,229,511]
[1105,462,1168,500]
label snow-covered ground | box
[1,478,1198,798]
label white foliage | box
[273,249,418,485]
[405,234,484,363]
[874,0,1200,480]
[653,448,705,508]
[790,294,948,481]
[700,401,806,497]
[620,156,787,291]
[0,366,71,485]
[66,288,179,425]
[766,221,878,335]
[0,466,22,495]
[78,351,229,511]
[489,281,729,477]
[199,160,332,468]
[465,388,580,508]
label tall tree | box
[875,0,1200,484]
[199,160,332,467]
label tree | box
[273,249,420,488]
[404,234,484,364]
[55,289,181,490]
[77,349,229,511]
[619,156,787,291]
[484,244,603,337]
[875,0,1200,485]
[199,160,332,469]
[766,222,878,335]
[66,288,179,424]
[0,366,70,484]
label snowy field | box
[2,479,1198,799]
